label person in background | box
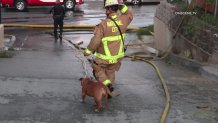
[50,0,65,42]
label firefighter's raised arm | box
[119,1,133,25]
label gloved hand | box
[84,52,90,56]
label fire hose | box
[3,23,140,31]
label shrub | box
[136,25,154,40]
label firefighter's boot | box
[107,84,114,99]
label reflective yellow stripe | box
[94,52,124,59]
[121,5,128,14]
[97,34,126,64]
[94,52,124,64]
[103,41,111,57]
[119,37,124,54]
[102,34,126,42]
[103,79,111,85]
[85,48,92,54]
[101,34,125,60]
[111,15,117,19]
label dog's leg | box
[80,92,86,103]
[97,101,102,112]
[94,98,102,112]
[104,94,108,109]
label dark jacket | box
[50,4,65,19]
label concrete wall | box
[154,17,172,52]
[154,1,175,53]
[0,24,4,49]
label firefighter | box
[84,0,133,97]
[50,0,65,42]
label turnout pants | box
[92,61,121,84]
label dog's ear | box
[79,78,83,81]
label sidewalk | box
[169,54,218,82]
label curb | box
[169,53,218,82]
[200,66,218,82]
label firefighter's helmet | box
[104,0,119,8]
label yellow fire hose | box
[126,28,170,123]
[125,55,170,123]
[125,41,153,46]
[3,23,140,31]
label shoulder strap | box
[107,16,127,52]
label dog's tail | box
[104,85,120,97]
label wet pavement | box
[0,28,164,123]
[0,26,218,123]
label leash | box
[74,43,92,77]
[64,38,92,77]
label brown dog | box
[80,77,119,112]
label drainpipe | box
[0,1,1,24]
[0,1,3,49]
[215,0,218,18]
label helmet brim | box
[104,3,120,8]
